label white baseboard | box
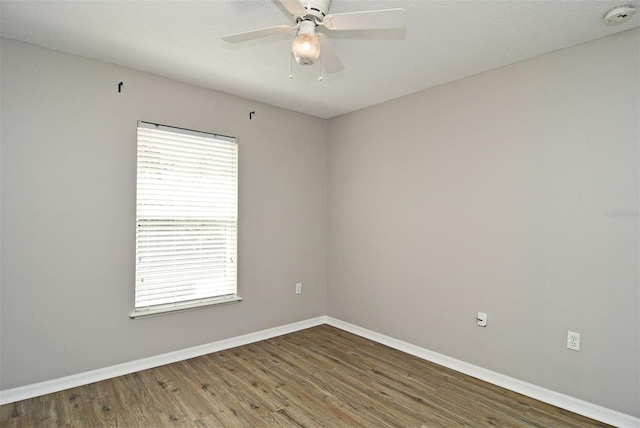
[2,315,637,427]
[325,317,639,428]
[0,316,327,405]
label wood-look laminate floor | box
[1,325,610,427]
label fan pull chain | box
[288,53,324,81]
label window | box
[132,121,239,318]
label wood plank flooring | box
[1,325,610,427]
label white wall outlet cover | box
[567,331,580,351]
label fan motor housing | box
[300,0,331,22]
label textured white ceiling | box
[1,0,638,118]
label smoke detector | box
[604,5,636,25]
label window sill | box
[130,295,242,319]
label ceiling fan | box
[222,0,407,74]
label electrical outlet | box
[567,331,580,351]
[295,283,302,294]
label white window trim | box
[131,121,240,318]
[129,295,242,319]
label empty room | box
[0,0,638,426]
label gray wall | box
[0,39,327,389]
[327,29,639,417]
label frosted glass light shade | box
[291,33,321,66]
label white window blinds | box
[134,121,238,316]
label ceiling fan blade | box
[318,36,344,74]
[278,0,306,18]
[222,25,296,43]
[322,8,407,31]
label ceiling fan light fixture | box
[291,20,320,65]
[223,0,407,74]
